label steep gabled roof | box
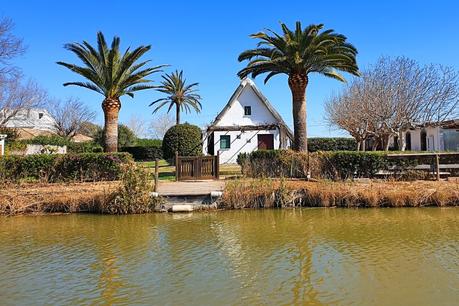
[210,78,293,139]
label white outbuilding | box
[0,134,6,156]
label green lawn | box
[137,160,241,181]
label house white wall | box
[216,85,278,126]
[213,129,281,164]
[409,129,422,151]
[206,79,292,164]
[407,126,454,151]
[2,109,56,132]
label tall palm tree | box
[150,70,201,125]
[238,22,359,152]
[57,32,165,152]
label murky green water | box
[0,209,458,305]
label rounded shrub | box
[162,123,202,159]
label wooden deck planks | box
[157,180,225,196]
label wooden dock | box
[156,180,225,196]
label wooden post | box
[175,151,179,182]
[154,158,159,192]
[215,150,220,180]
[435,154,440,181]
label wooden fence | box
[386,152,459,180]
[175,152,220,181]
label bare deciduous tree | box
[48,98,96,139]
[0,78,47,126]
[126,114,148,138]
[0,17,26,80]
[326,56,459,151]
[148,113,175,139]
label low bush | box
[97,164,163,214]
[162,123,202,159]
[0,153,132,183]
[67,141,103,153]
[308,137,356,152]
[23,135,69,146]
[0,127,20,141]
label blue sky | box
[2,0,459,137]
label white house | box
[0,108,92,142]
[1,108,56,132]
[204,78,293,164]
[405,119,459,151]
[1,108,57,140]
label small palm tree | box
[150,70,201,125]
[238,22,359,152]
[57,32,165,152]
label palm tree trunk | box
[288,73,308,152]
[102,97,121,152]
[176,104,180,125]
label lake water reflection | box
[0,208,458,305]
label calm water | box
[0,209,458,305]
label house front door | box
[257,134,274,150]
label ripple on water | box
[0,209,458,305]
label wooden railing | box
[175,152,220,181]
[386,152,459,180]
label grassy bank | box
[220,179,459,209]
[2,179,458,216]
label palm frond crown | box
[237,21,360,83]
[57,31,166,99]
[150,70,202,114]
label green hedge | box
[136,138,162,147]
[319,151,386,179]
[0,153,132,183]
[308,138,356,152]
[237,150,427,180]
[121,145,163,161]
[121,139,163,161]
[162,124,202,159]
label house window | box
[220,135,231,149]
[38,112,44,119]
[244,106,251,116]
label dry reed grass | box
[0,165,163,215]
[220,179,459,209]
[0,182,119,215]
[2,179,458,215]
